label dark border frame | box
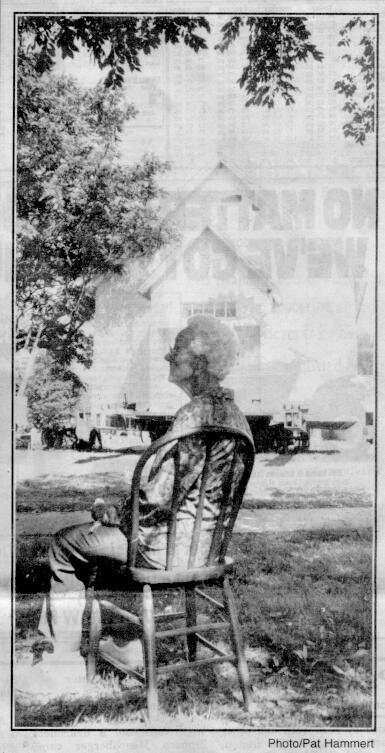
[11,9,379,734]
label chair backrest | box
[126,425,255,570]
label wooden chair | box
[86,425,255,721]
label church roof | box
[161,159,255,220]
[138,225,281,303]
[161,158,298,231]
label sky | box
[54,14,376,190]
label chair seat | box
[128,557,234,585]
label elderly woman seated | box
[17,314,253,698]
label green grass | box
[14,527,373,729]
[16,479,128,513]
[17,479,371,514]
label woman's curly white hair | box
[184,314,238,381]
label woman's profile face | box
[165,330,194,387]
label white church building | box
[87,160,374,437]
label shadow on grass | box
[74,447,145,464]
[74,453,125,463]
[260,451,340,468]
[305,450,340,455]
[261,454,295,467]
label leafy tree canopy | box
[334,16,375,144]
[215,16,323,108]
[25,351,82,430]
[18,13,375,143]
[18,15,211,87]
[17,56,172,369]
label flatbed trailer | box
[129,413,358,454]
[135,412,273,452]
[306,420,356,431]
[71,409,360,454]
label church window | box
[182,301,237,318]
[221,194,242,203]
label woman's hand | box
[91,498,122,527]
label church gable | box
[169,160,255,231]
[174,160,253,207]
[192,160,253,199]
[138,226,275,301]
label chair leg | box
[185,585,197,662]
[142,584,158,722]
[87,595,101,682]
[222,575,252,712]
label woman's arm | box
[141,456,175,508]
[92,402,200,526]
[140,401,200,509]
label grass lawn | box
[14,527,373,729]
[16,479,372,515]
[16,478,129,513]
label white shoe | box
[15,653,88,701]
[99,636,143,675]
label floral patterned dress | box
[134,386,254,569]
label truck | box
[76,403,359,455]
[76,408,151,451]
[76,406,274,452]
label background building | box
[57,16,374,440]
[89,159,374,437]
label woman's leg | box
[39,522,129,653]
[15,523,129,697]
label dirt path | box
[236,505,372,532]
[17,505,372,536]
